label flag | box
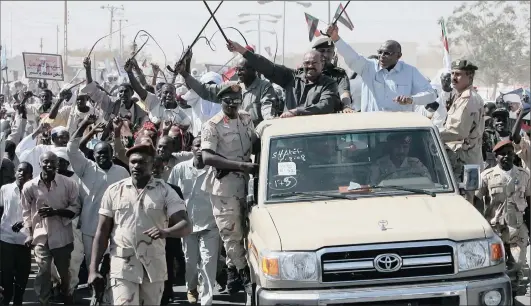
[334,3,354,31]
[265,46,272,57]
[223,66,237,82]
[304,13,320,42]
[440,19,452,71]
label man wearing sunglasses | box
[326,24,435,112]
[312,37,353,113]
[198,84,259,302]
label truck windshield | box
[266,129,454,202]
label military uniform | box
[200,85,256,294]
[98,175,186,306]
[312,37,351,111]
[440,60,484,193]
[475,140,530,281]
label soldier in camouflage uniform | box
[475,140,530,286]
[200,84,258,298]
[312,37,353,113]
[368,133,432,185]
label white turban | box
[49,146,69,162]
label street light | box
[257,1,312,64]
[237,13,282,55]
[245,29,279,62]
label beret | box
[387,133,412,144]
[492,139,513,153]
[125,143,156,158]
[451,59,478,71]
[216,84,242,101]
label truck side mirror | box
[247,178,256,206]
[459,164,481,191]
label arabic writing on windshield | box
[23,52,64,81]
[266,130,453,201]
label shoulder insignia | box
[208,112,225,125]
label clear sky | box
[1,1,465,65]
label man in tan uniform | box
[369,133,432,185]
[200,84,258,298]
[439,59,484,201]
[475,140,530,286]
[87,144,192,305]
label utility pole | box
[56,25,60,54]
[101,5,124,53]
[64,1,68,72]
[113,18,128,56]
[10,12,13,58]
[40,38,43,53]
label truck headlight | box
[457,237,504,272]
[260,251,318,281]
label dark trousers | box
[163,238,185,297]
[0,241,32,305]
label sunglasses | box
[377,50,395,57]
[221,97,242,105]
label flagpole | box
[328,1,331,24]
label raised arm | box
[131,58,148,87]
[327,24,371,76]
[80,57,114,115]
[124,59,148,101]
[227,40,295,89]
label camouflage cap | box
[451,59,478,72]
[312,37,334,49]
[492,139,513,154]
[216,84,242,101]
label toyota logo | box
[374,253,402,272]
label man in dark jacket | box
[227,40,340,118]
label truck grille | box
[321,244,454,283]
[334,296,460,305]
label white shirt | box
[15,134,57,178]
[335,38,436,112]
[167,160,216,233]
[0,182,28,245]
[144,92,192,127]
[67,138,130,236]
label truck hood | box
[266,194,489,251]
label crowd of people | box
[0,23,529,306]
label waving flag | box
[439,19,452,71]
[223,66,237,82]
[304,13,321,42]
[334,3,354,31]
[264,46,272,57]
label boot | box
[187,288,199,304]
[226,266,243,295]
[239,265,253,295]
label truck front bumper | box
[256,274,512,305]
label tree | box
[446,1,530,98]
